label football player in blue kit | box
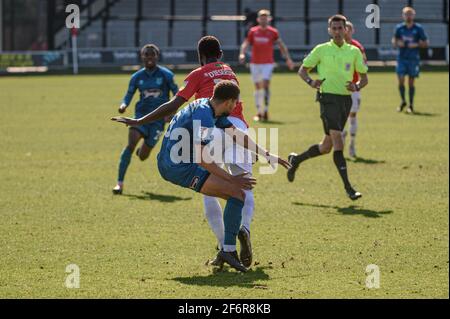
[392,7,429,114]
[112,81,291,272]
[113,44,178,194]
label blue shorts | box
[157,156,210,193]
[396,59,420,78]
[132,119,165,148]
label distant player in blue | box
[113,44,178,194]
[112,81,290,272]
[392,7,429,113]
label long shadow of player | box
[172,266,270,288]
[405,111,439,117]
[345,156,386,165]
[292,202,393,218]
[123,191,192,203]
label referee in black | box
[287,15,369,200]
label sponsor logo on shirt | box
[143,89,162,98]
[204,69,235,78]
[254,36,270,43]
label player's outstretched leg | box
[287,137,331,182]
[113,129,141,194]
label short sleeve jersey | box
[247,25,279,64]
[176,61,248,127]
[302,40,368,95]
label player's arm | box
[112,95,186,126]
[198,144,256,190]
[298,46,324,89]
[119,76,138,113]
[223,126,291,170]
[346,51,369,92]
[239,39,250,64]
[298,66,324,89]
[276,38,295,70]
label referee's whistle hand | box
[311,79,323,89]
[346,81,357,92]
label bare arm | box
[197,144,256,189]
[224,126,291,169]
[418,39,429,48]
[239,39,250,64]
[346,73,369,92]
[112,95,186,126]
[276,38,294,70]
[298,65,324,89]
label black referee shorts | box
[318,93,352,135]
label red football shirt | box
[176,61,248,127]
[350,39,367,83]
[247,25,279,64]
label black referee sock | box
[295,144,322,165]
[333,150,352,190]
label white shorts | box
[250,63,274,83]
[208,116,253,175]
[350,91,361,113]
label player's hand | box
[238,53,246,64]
[118,103,127,114]
[265,153,292,170]
[230,173,256,190]
[407,42,419,49]
[310,79,324,89]
[346,81,357,92]
[286,58,295,71]
[111,116,139,126]
[164,115,173,123]
[397,40,405,48]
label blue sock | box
[399,85,406,102]
[118,147,132,182]
[409,86,415,105]
[223,197,244,247]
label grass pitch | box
[0,71,448,298]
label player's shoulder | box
[414,22,425,30]
[395,22,406,31]
[267,25,279,33]
[157,65,175,77]
[191,98,212,114]
[313,41,331,52]
[131,67,146,78]
[249,25,260,33]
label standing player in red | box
[239,9,295,122]
[343,21,367,158]
[114,36,258,268]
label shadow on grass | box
[346,156,386,165]
[172,266,270,288]
[407,111,440,117]
[292,202,393,218]
[123,191,192,203]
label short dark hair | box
[212,80,240,101]
[197,36,222,60]
[141,44,160,56]
[328,14,347,27]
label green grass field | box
[0,71,448,298]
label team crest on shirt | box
[139,80,144,85]
[156,77,163,85]
[345,63,351,71]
